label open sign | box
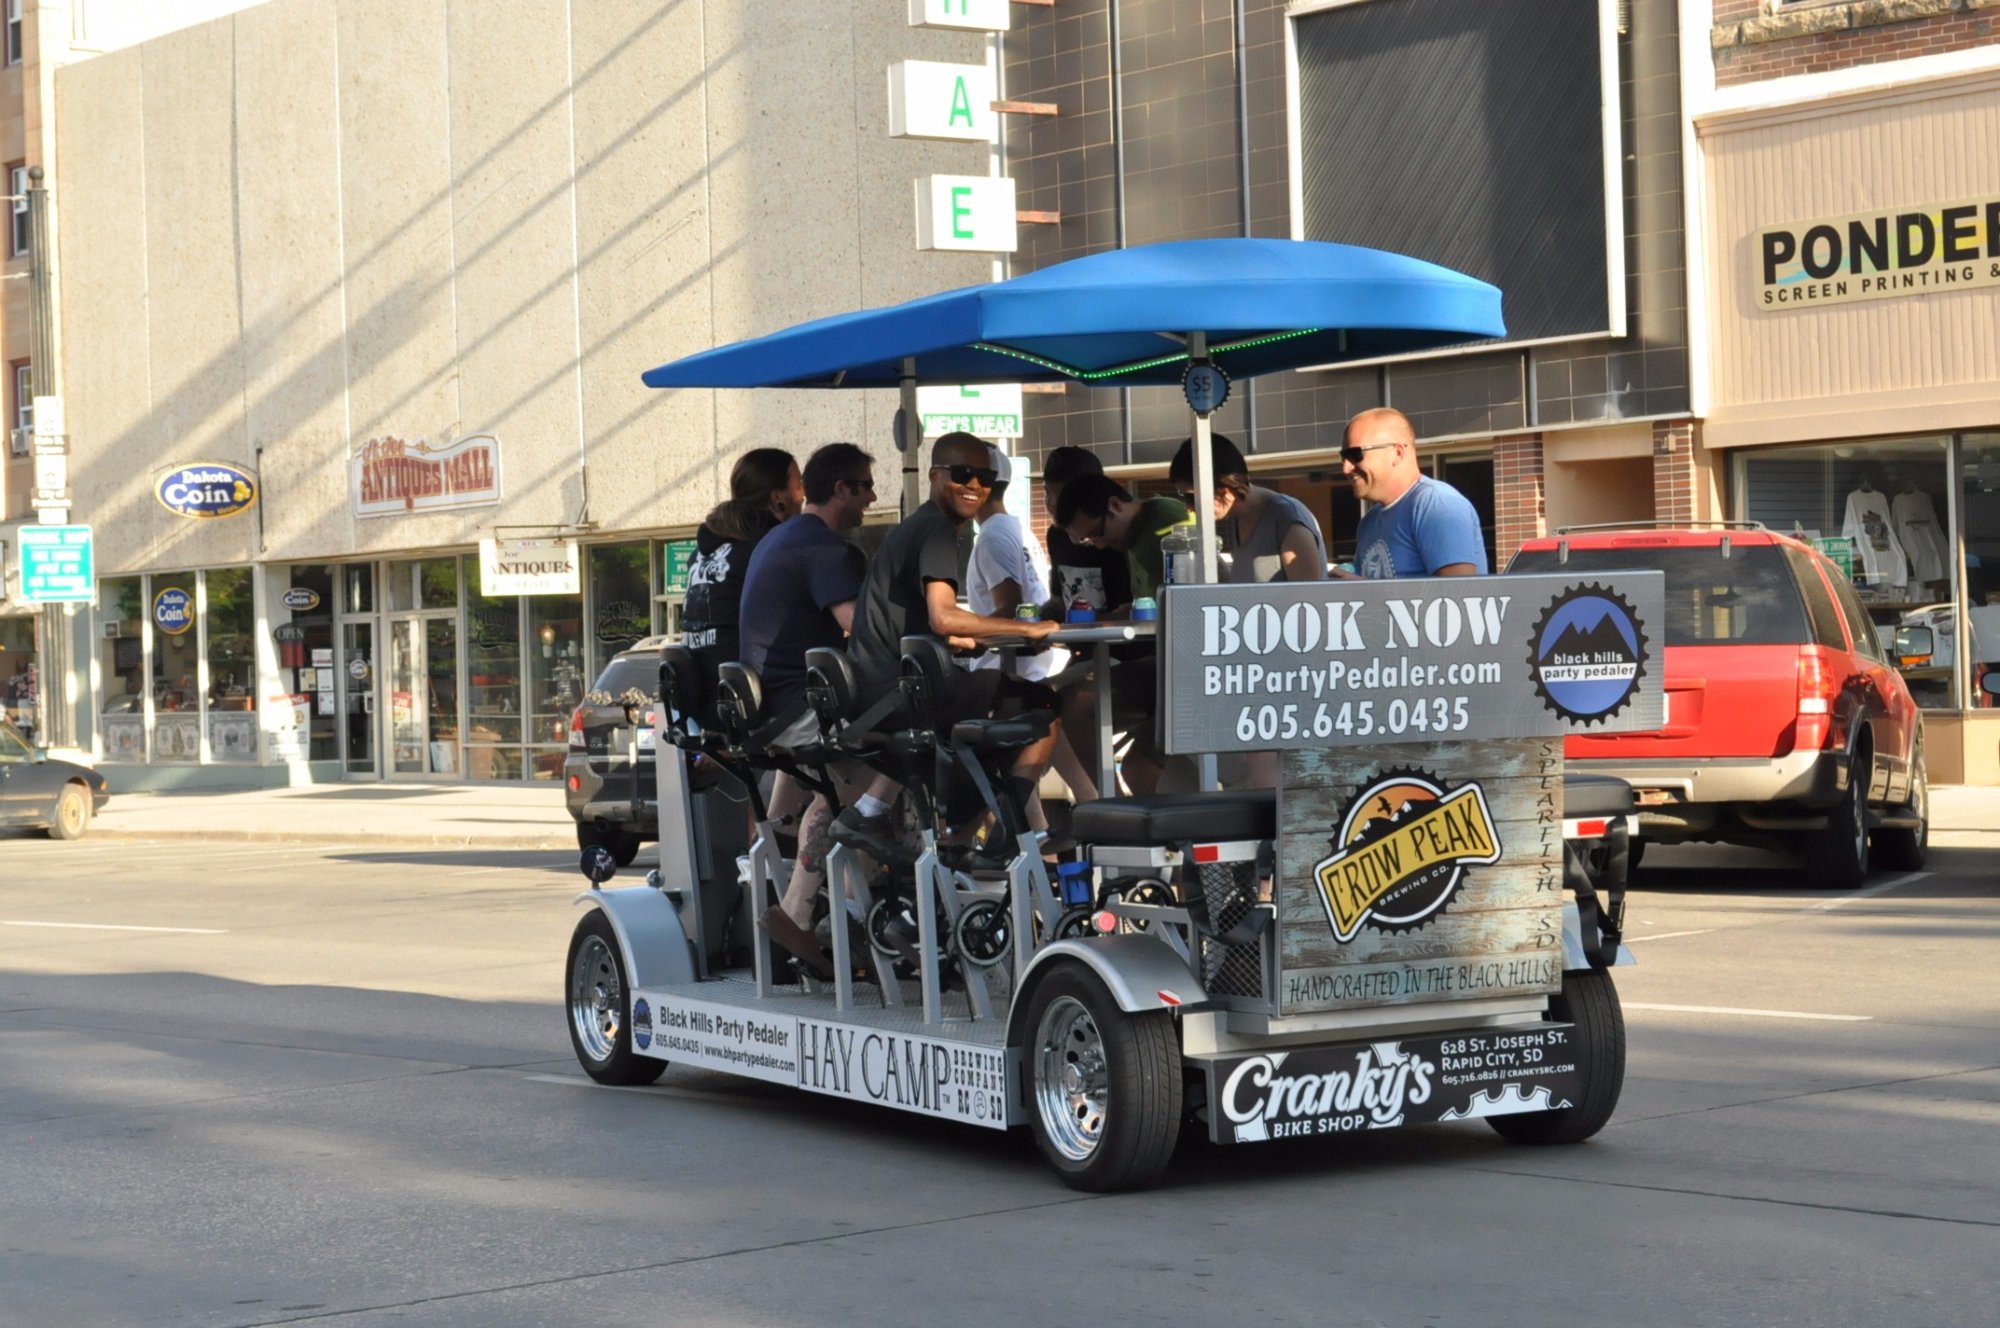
[157,463,258,519]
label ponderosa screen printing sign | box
[351,433,502,517]
[1756,195,2000,310]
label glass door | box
[388,618,428,776]
[342,619,378,777]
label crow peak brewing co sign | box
[479,537,580,596]
[1159,572,1664,755]
[155,463,257,519]
[351,433,501,517]
[1755,194,2000,310]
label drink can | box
[1131,597,1158,622]
[1067,599,1096,625]
[1015,604,1041,622]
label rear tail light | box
[1790,647,1835,752]
[568,707,587,750]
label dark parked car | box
[564,637,670,865]
[0,718,110,839]
[1509,523,1928,887]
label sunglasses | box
[936,463,998,488]
[1340,442,1398,465]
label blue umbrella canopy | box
[641,238,1502,390]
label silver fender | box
[1562,900,1635,970]
[573,885,696,988]
[1007,934,1204,1047]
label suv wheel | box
[577,822,643,868]
[1870,745,1928,872]
[1806,750,1870,891]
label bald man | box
[1338,407,1488,578]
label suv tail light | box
[568,707,587,750]
[1791,647,1836,752]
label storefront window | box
[526,593,583,780]
[464,564,524,780]
[420,556,458,609]
[588,542,652,678]
[1737,436,1955,706]
[1962,434,2000,708]
[150,570,200,760]
[278,565,338,761]
[2,612,40,740]
[204,567,258,762]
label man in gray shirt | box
[1169,433,1327,583]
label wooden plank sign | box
[1276,737,1564,1016]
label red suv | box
[1508,524,1928,887]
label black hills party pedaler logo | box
[1526,584,1648,725]
[1313,770,1503,943]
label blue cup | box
[1057,861,1094,907]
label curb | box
[89,828,577,850]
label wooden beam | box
[990,99,1059,116]
[1015,210,1061,225]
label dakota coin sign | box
[156,463,257,519]
[479,537,580,596]
[352,433,501,517]
[153,586,194,636]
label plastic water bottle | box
[1161,516,1199,586]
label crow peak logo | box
[1313,768,1501,943]
[1526,584,1647,725]
[1221,1042,1436,1142]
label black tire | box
[577,822,643,867]
[47,783,91,841]
[1806,749,1870,891]
[565,910,667,1086]
[1021,961,1181,1192]
[1489,968,1624,1145]
[1870,744,1928,872]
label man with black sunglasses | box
[837,433,1062,862]
[1338,406,1487,579]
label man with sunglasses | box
[1339,406,1488,579]
[837,433,1062,863]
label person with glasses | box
[1339,407,1488,579]
[1041,447,1132,622]
[1052,474,1191,603]
[1167,432,1327,584]
[834,433,1063,865]
[739,441,895,976]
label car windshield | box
[0,719,33,759]
[585,654,662,707]
[1509,544,1811,646]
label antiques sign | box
[479,537,580,596]
[352,433,502,518]
[1159,572,1665,755]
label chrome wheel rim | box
[1034,995,1108,1162]
[570,934,622,1063]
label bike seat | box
[713,662,767,750]
[949,713,1052,752]
[804,647,861,726]
[1563,774,1634,820]
[898,635,955,727]
[1073,791,1276,846]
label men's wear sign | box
[917,383,1024,438]
[479,537,581,596]
[635,992,1013,1129]
[1203,1024,1582,1144]
[352,433,502,517]
[1159,572,1664,755]
[17,524,94,603]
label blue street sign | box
[18,524,94,604]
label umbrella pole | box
[900,357,921,517]
[1187,330,1220,792]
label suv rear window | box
[588,653,663,703]
[1509,544,1811,646]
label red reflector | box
[568,775,580,792]
[1192,844,1221,864]
[1575,819,1608,838]
[1156,990,1182,1007]
[1092,910,1118,934]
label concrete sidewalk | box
[88,781,580,849]
[73,776,2000,852]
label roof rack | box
[1552,520,1769,534]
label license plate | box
[637,728,655,750]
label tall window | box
[8,360,28,457]
[8,165,27,257]
[4,0,21,67]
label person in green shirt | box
[1052,475,1188,794]
[1053,475,1190,603]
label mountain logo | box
[1313,768,1502,943]
[1526,584,1648,725]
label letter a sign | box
[888,60,997,143]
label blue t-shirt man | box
[740,512,867,719]
[1354,475,1488,578]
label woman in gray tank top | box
[1168,433,1328,583]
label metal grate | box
[1195,859,1262,998]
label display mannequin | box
[1842,477,1909,593]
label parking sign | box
[18,524,94,603]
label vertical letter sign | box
[888,61,998,142]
